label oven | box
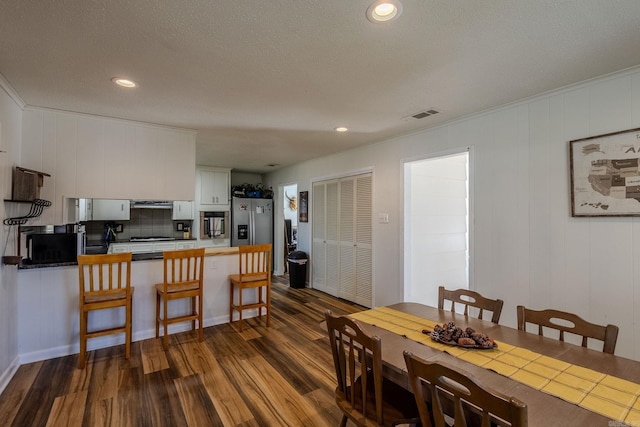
[200,211,229,239]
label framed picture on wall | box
[570,127,640,216]
[299,191,308,222]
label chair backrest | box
[438,286,504,324]
[78,252,132,299]
[403,351,528,427]
[325,310,385,425]
[516,305,619,354]
[237,244,272,283]
[162,248,205,289]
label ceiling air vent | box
[411,108,440,119]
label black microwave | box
[26,232,85,264]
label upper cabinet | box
[172,201,194,220]
[92,199,130,221]
[197,167,230,209]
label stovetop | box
[130,236,176,242]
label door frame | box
[401,146,474,302]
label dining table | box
[348,302,640,427]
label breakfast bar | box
[15,247,240,363]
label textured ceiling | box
[2,1,640,173]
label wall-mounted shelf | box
[3,199,52,225]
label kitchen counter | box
[16,246,245,363]
[17,246,238,269]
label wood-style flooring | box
[0,276,366,427]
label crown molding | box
[0,72,26,109]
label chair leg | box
[125,297,132,359]
[266,284,271,327]
[155,291,160,339]
[339,415,348,427]
[78,309,87,369]
[191,295,196,331]
[238,286,243,332]
[229,282,234,324]
[163,297,169,350]
[198,294,204,342]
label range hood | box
[130,200,172,209]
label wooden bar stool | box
[229,244,272,331]
[155,248,205,350]
[77,252,134,369]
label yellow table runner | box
[350,306,640,425]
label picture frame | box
[299,191,308,223]
[570,127,640,217]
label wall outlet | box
[114,223,124,232]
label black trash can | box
[287,251,308,288]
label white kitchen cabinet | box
[176,241,196,250]
[108,243,130,254]
[152,242,176,253]
[107,240,196,254]
[92,199,130,221]
[78,198,92,222]
[198,167,230,208]
[129,243,154,254]
[172,201,194,220]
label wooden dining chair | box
[404,351,528,427]
[155,248,205,350]
[229,244,272,331]
[438,286,504,324]
[78,252,134,369]
[516,305,619,354]
[325,311,421,427]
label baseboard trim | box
[17,312,256,365]
[0,356,20,396]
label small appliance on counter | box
[22,224,86,264]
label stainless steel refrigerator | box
[231,197,273,247]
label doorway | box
[283,184,298,272]
[403,149,470,306]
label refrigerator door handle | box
[250,210,255,244]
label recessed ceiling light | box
[366,0,403,23]
[111,77,137,88]
[335,127,348,132]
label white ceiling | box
[2,1,640,174]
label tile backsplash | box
[85,209,192,242]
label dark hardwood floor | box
[0,276,366,427]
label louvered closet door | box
[312,180,339,296]
[312,173,372,305]
[312,182,326,292]
[338,178,355,300]
[354,174,372,307]
[338,174,372,306]
[325,181,340,297]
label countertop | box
[17,246,239,269]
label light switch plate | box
[379,213,389,224]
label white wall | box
[20,107,196,226]
[265,66,640,360]
[0,84,24,391]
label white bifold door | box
[312,173,372,307]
